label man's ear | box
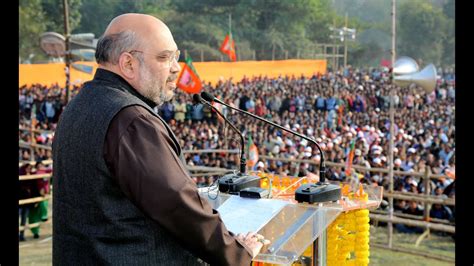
[118,52,137,80]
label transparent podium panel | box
[254,204,342,265]
[198,189,343,265]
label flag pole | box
[229,13,232,38]
[228,12,233,85]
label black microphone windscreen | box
[192,94,202,103]
[201,91,214,102]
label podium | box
[199,182,383,266]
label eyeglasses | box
[128,49,180,67]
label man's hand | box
[235,232,271,258]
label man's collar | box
[93,68,157,109]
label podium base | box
[218,173,261,194]
[295,183,341,203]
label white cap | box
[373,149,382,155]
[272,145,280,154]
[305,146,312,152]
[408,147,416,154]
[257,161,265,168]
[355,149,362,156]
[370,126,375,132]
[372,175,381,182]
[373,157,382,164]
[394,158,402,165]
[316,137,322,143]
[381,156,387,162]
[371,145,381,151]
[357,131,365,138]
[393,147,399,153]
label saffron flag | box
[185,56,200,79]
[345,139,356,176]
[380,58,391,68]
[220,34,236,62]
[247,134,259,169]
[177,56,202,94]
[337,103,344,127]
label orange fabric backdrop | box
[19,60,326,87]
[19,61,98,87]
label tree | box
[398,1,448,65]
[41,0,82,33]
[442,0,455,65]
[75,0,173,37]
[19,0,48,62]
[19,0,454,66]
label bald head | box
[104,13,169,39]
[95,13,175,65]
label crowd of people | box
[19,66,455,237]
[18,161,52,241]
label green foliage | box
[398,1,448,65]
[19,0,455,66]
[19,0,48,62]
[74,0,174,37]
[41,0,82,33]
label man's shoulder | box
[107,105,168,144]
[116,105,159,123]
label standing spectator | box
[173,95,186,123]
[19,163,40,240]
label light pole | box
[329,13,356,70]
[63,0,71,104]
[388,0,396,249]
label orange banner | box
[19,59,326,87]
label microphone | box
[201,91,341,203]
[193,94,261,194]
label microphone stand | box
[202,92,341,203]
[194,94,261,194]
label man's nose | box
[171,60,181,74]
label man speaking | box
[52,13,267,265]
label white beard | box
[138,64,173,106]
